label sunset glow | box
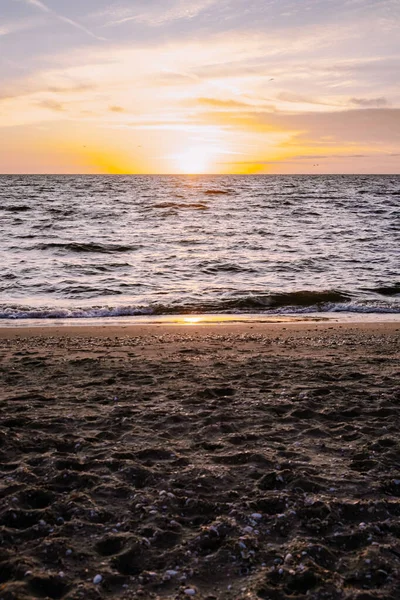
[1,0,399,174]
[174,146,213,174]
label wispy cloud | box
[22,0,48,9]
[104,0,216,27]
[277,92,335,107]
[222,151,395,166]
[0,80,96,103]
[20,0,105,40]
[47,83,96,94]
[196,97,253,109]
[350,97,389,107]
[0,16,42,37]
[199,107,400,147]
[192,97,277,112]
[36,99,65,112]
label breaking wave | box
[1,289,399,320]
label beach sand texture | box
[0,322,399,600]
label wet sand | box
[0,321,399,600]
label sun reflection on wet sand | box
[182,317,202,324]
[173,314,328,326]
[0,314,335,329]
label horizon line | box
[1,172,399,176]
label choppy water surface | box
[1,175,399,319]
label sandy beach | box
[0,320,399,600]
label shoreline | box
[0,311,399,336]
[0,319,399,341]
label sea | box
[1,174,399,323]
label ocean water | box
[1,174,399,320]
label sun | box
[176,146,212,174]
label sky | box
[0,0,399,174]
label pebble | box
[184,589,196,596]
[284,553,293,564]
[251,513,262,520]
[93,575,102,585]
[242,526,253,534]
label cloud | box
[0,17,42,37]
[200,107,400,147]
[36,99,65,112]
[223,152,390,166]
[20,0,105,40]
[104,0,216,27]
[0,81,96,103]
[196,97,254,109]
[23,0,49,10]
[191,97,277,113]
[291,154,368,159]
[277,92,333,106]
[350,97,389,107]
[152,71,200,86]
[47,83,96,94]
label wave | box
[199,262,258,274]
[0,305,153,320]
[35,242,140,254]
[204,189,231,195]
[153,202,208,210]
[1,290,399,320]
[365,284,400,296]
[3,205,32,212]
